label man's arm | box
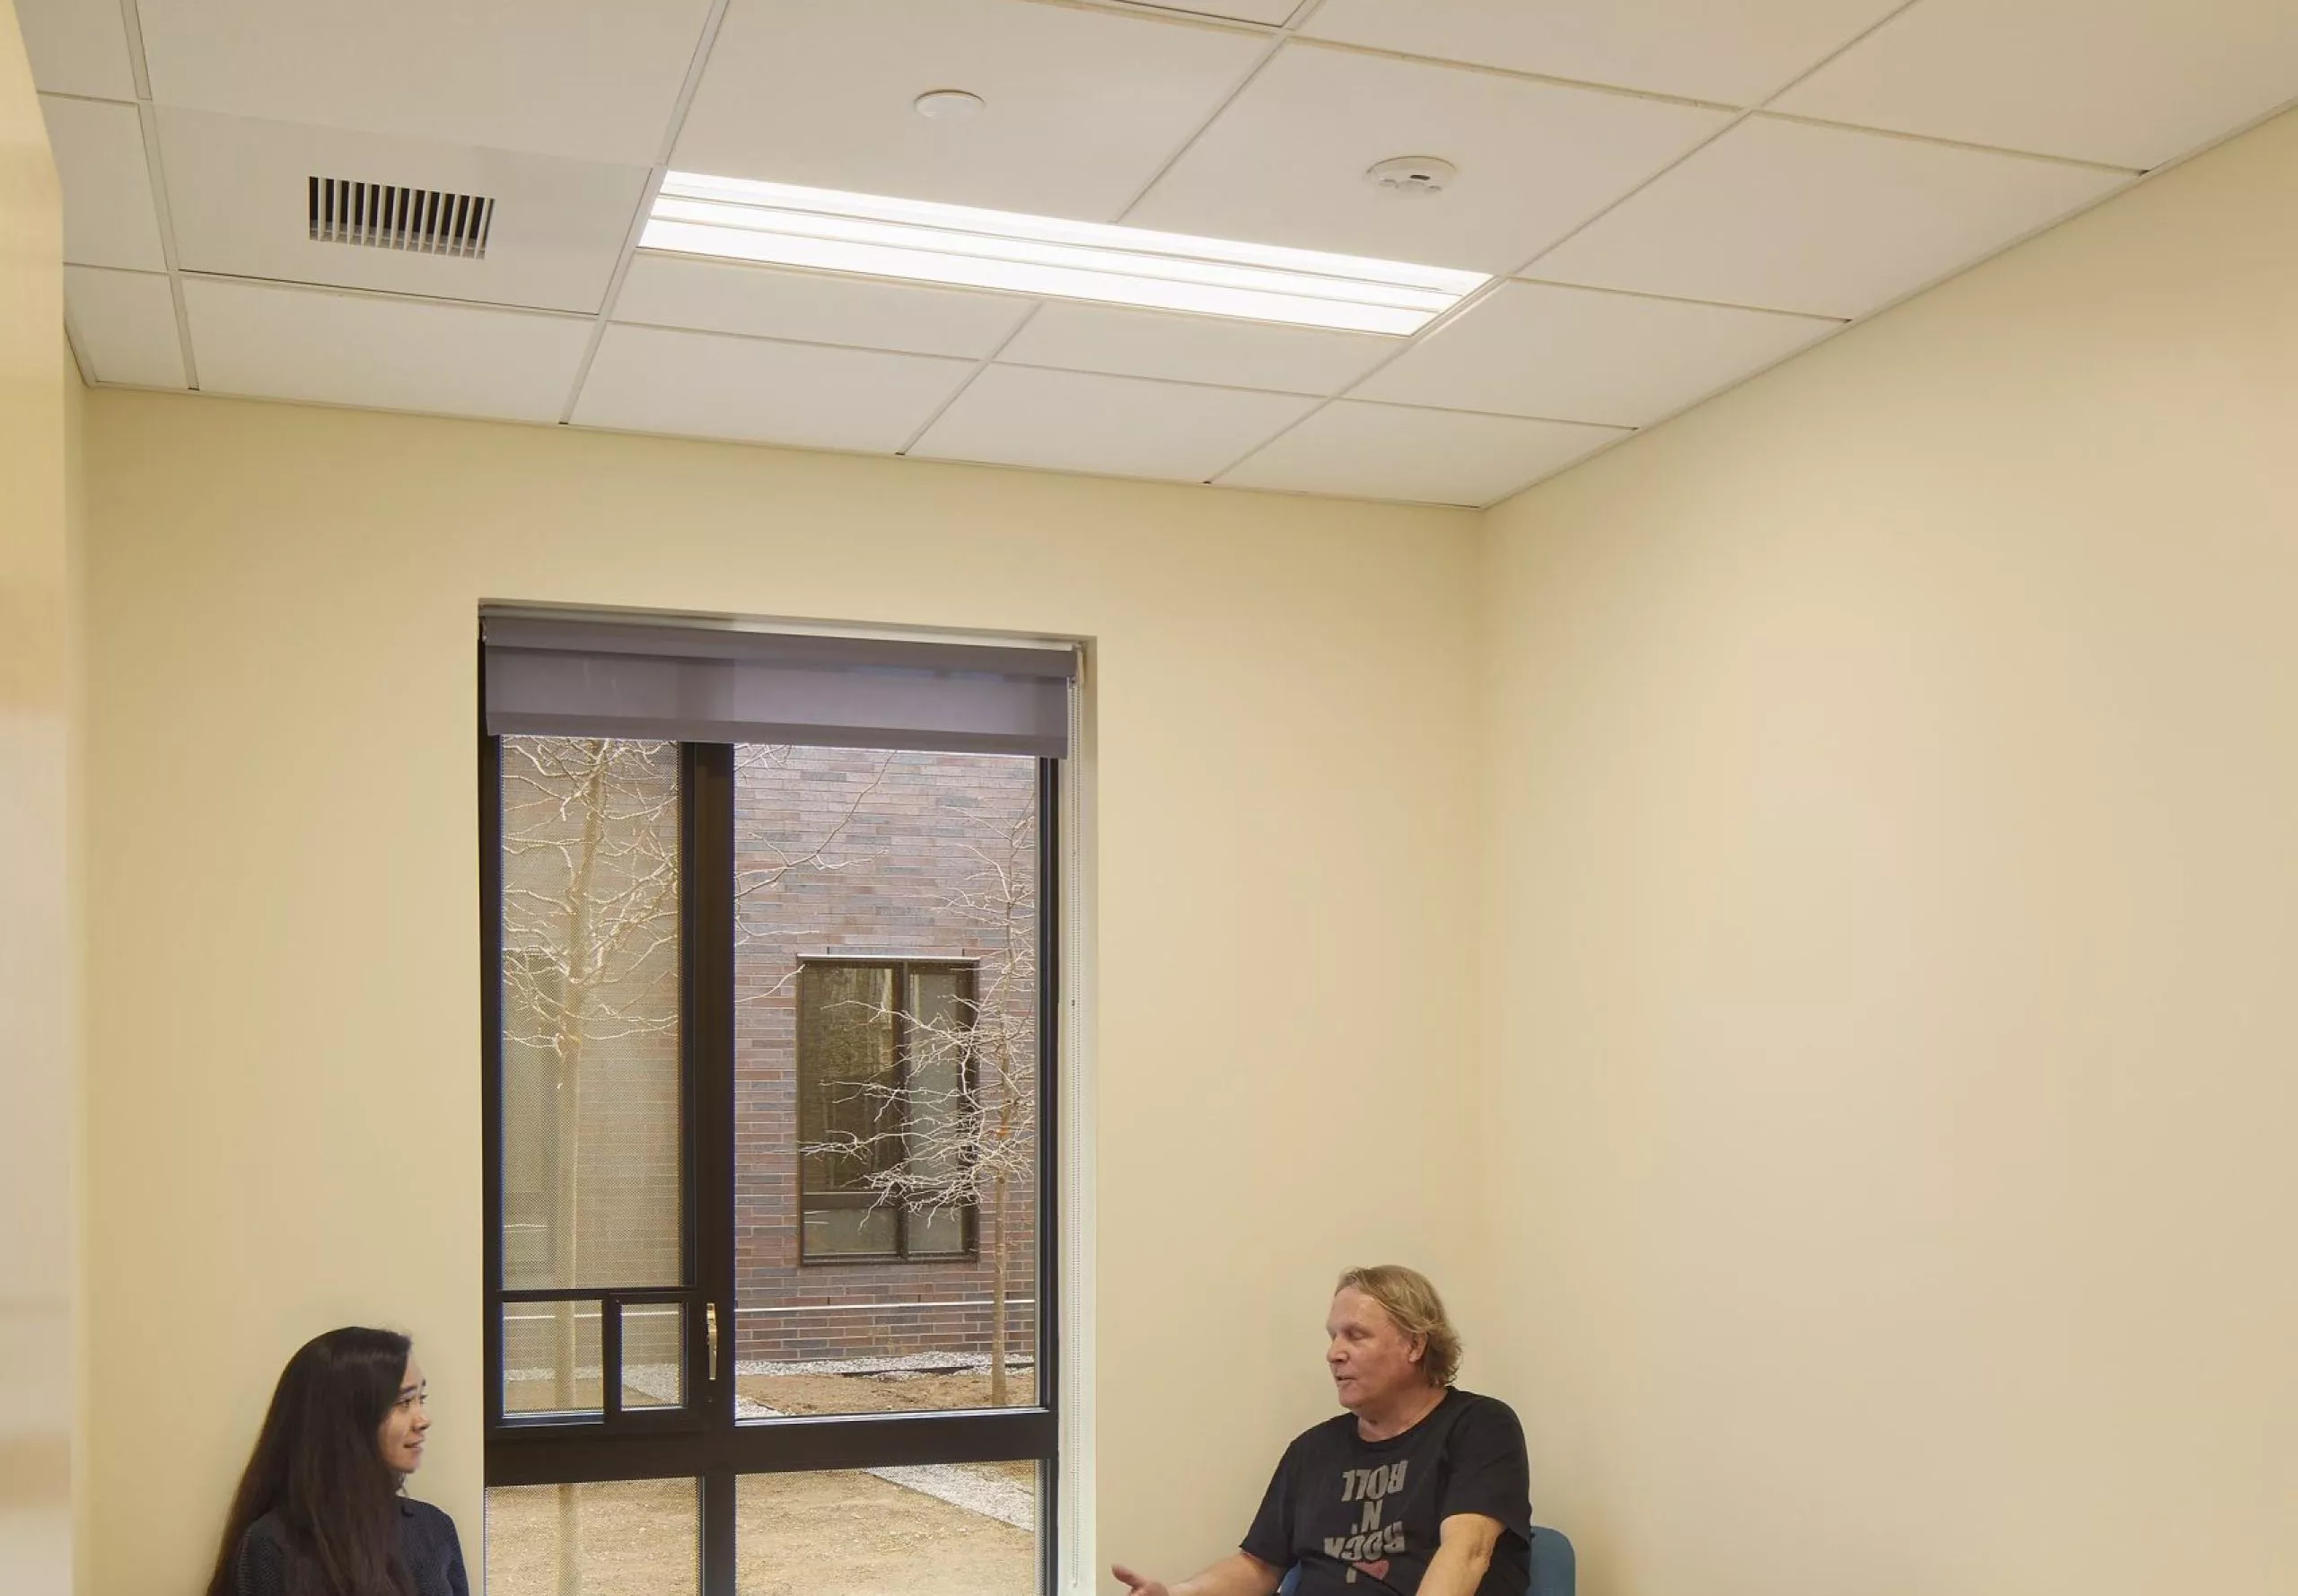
[1411,1514,1504,1596]
[1110,1551,1283,1596]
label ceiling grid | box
[1204,0,1942,495]
[890,0,1322,456]
[555,0,739,425]
[23,0,2298,506]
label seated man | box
[1114,1265,1531,1596]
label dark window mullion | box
[480,721,506,1432]
[487,1407,1057,1486]
[683,742,739,1594]
[500,1286,694,1304]
[1036,755,1062,1596]
[602,1298,624,1425]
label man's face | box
[1326,1287,1426,1412]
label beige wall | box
[0,0,78,1588]
[78,395,1484,1592]
[1477,107,2298,1594]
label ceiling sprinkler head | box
[1366,155,1457,196]
[914,89,987,120]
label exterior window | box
[485,728,1057,1596]
[797,960,980,1261]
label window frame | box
[795,954,984,1266]
[481,730,1063,1596]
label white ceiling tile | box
[1127,43,1730,272]
[1355,281,1841,426]
[135,0,713,164]
[158,110,648,314]
[39,94,165,269]
[913,365,1316,482]
[64,267,187,389]
[997,303,1394,395]
[614,253,1033,358]
[1774,0,2298,170]
[183,278,592,421]
[1132,0,1297,22]
[1301,0,1903,106]
[1221,400,1625,505]
[574,324,976,453]
[1529,115,2129,319]
[13,0,138,99]
[674,0,1267,220]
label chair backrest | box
[1527,1525,1575,1596]
[1274,1525,1574,1596]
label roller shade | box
[482,615,1076,758]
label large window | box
[480,617,1072,1596]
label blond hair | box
[1336,1265,1462,1387]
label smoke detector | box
[915,89,986,120]
[1366,155,1457,196]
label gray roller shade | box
[482,615,1076,758]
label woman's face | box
[378,1357,429,1476]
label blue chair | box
[1276,1526,1574,1595]
[1527,1526,1575,1596]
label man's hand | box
[1111,1552,1280,1596]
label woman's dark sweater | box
[232,1499,469,1596]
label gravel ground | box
[736,1352,1036,1378]
[493,1352,1044,1583]
[485,1469,1034,1596]
[738,1368,1039,1531]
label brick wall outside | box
[732,745,1040,1364]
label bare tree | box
[799,797,1039,1407]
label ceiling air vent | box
[309,176,496,259]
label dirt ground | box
[487,1470,1034,1596]
[487,1368,1039,1595]
[738,1366,1038,1420]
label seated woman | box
[206,1327,469,1596]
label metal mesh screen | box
[498,736,684,1293]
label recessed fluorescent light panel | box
[644,172,1488,336]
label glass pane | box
[909,1206,968,1257]
[736,1465,1039,1596]
[487,1478,699,1596]
[621,1302,684,1410]
[799,1206,896,1258]
[503,1302,601,1417]
[498,735,684,1292]
[906,966,973,1195]
[733,746,1041,1418]
[795,963,900,1226]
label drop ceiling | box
[23,0,2298,508]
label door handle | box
[706,1302,720,1382]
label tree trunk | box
[988,1167,1010,1407]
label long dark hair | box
[206,1327,417,1596]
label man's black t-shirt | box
[1240,1389,1531,1596]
